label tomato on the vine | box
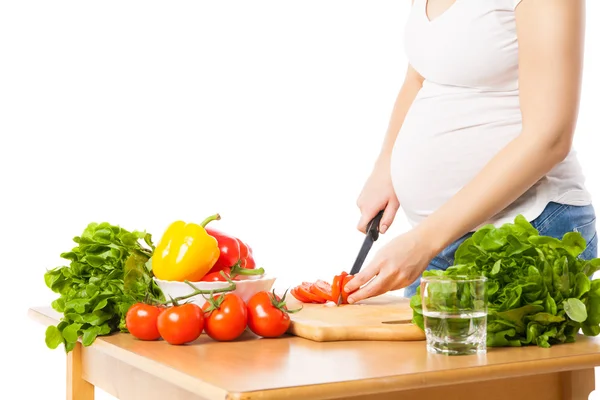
[157,303,205,345]
[125,303,163,341]
[247,290,301,338]
[202,293,247,341]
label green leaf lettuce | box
[410,215,600,348]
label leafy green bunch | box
[44,222,164,352]
[410,215,600,348]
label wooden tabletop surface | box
[29,305,600,399]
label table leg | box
[67,342,95,400]
[561,368,596,400]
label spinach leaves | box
[410,215,600,348]
[44,222,163,352]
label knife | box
[336,210,385,305]
[350,209,385,275]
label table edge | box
[229,355,600,400]
[28,306,600,400]
[28,307,229,400]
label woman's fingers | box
[357,198,400,234]
[357,206,381,233]
[380,199,400,234]
[343,261,379,293]
[347,275,385,304]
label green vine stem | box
[224,259,265,279]
[159,279,236,306]
[272,288,303,314]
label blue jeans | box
[403,202,598,298]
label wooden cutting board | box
[286,293,426,342]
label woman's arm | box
[375,65,424,169]
[418,0,585,254]
[356,65,424,233]
[345,0,586,302]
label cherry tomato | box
[247,291,294,338]
[125,303,162,341]
[157,303,204,345]
[309,280,333,302]
[202,293,248,341]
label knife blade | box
[350,209,385,275]
[336,210,385,305]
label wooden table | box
[29,306,600,400]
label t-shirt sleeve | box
[513,0,523,9]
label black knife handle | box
[366,210,385,241]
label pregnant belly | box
[390,85,522,226]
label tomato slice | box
[310,280,333,301]
[297,282,326,303]
[291,287,312,303]
[341,275,355,304]
[331,275,343,304]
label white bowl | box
[153,275,277,308]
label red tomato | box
[247,291,294,338]
[202,293,248,341]
[291,287,311,303]
[309,280,333,302]
[296,282,326,303]
[125,303,162,341]
[157,303,205,345]
[331,272,348,304]
[341,275,355,304]
[201,267,231,282]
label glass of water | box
[420,275,487,355]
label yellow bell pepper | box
[152,214,221,282]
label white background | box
[1,1,599,399]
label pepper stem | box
[200,213,221,228]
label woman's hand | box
[356,159,400,234]
[343,228,435,304]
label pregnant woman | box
[344,0,596,303]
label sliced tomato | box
[310,280,333,301]
[341,274,355,304]
[331,273,346,304]
[297,282,326,303]
[291,286,312,303]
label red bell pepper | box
[206,228,257,272]
[205,228,241,273]
[237,239,256,269]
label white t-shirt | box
[390,0,592,229]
